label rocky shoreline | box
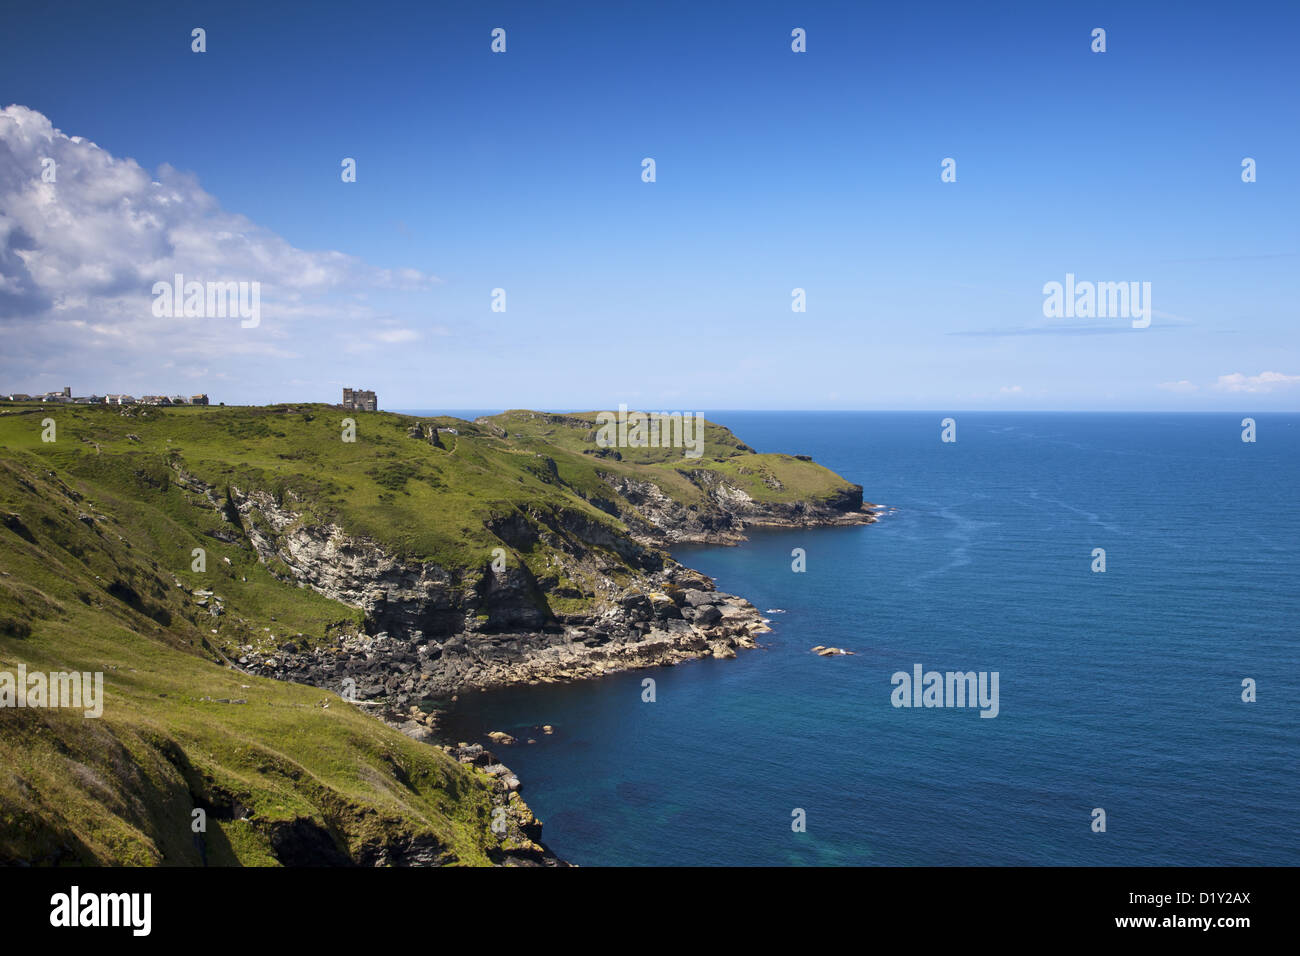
[173,464,875,712]
[608,471,874,545]
[267,577,770,716]
[170,463,875,865]
[442,741,568,866]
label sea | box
[419,411,1299,866]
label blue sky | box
[1,0,1297,409]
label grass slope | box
[0,402,862,864]
[0,430,496,865]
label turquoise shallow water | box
[440,413,1300,866]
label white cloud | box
[1212,371,1300,393]
[0,105,440,397]
[1158,380,1198,392]
[999,385,1023,394]
[375,328,420,344]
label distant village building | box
[342,388,377,412]
[1,388,210,406]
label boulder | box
[693,604,723,627]
[680,589,722,608]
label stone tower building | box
[342,388,377,412]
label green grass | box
[0,402,859,577]
[486,409,856,506]
[0,401,863,864]
[0,438,498,865]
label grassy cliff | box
[0,402,867,865]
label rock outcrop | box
[443,742,567,866]
[173,467,775,713]
[171,438,878,722]
[604,472,874,545]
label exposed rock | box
[603,472,874,545]
[691,604,723,626]
[169,463,862,730]
[443,742,567,866]
[175,465,774,713]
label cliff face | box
[169,422,876,716]
[607,471,872,544]
[186,471,777,713]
